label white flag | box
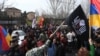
[32,18,36,28]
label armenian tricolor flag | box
[0,25,11,54]
[89,0,100,28]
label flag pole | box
[89,0,91,39]
[50,21,65,38]
[89,25,91,38]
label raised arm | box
[89,38,95,56]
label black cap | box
[95,38,100,43]
[10,36,18,43]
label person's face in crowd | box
[56,32,60,38]
[60,34,64,40]
[53,38,56,44]
[97,34,100,38]
[94,42,100,47]
[10,40,18,47]
[29,31,32,35]
[10,42,15,47]
[45,31,47,34]
[49,24,52,27]
[26,32,30,36]
[77,47,89,56]
[15,41,18,45]
[95,31,100,38]
[40,26,43,28]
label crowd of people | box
[0,23,100,56]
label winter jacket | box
[26,39,51,56]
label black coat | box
[8,45,22,56]
[55,43,66,56]
[95,47,100,56]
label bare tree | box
[58,0,77,18]
[0,0,5,11]
[0,0,12,11]
[47,0,62,18]
[45,0,77,19]
[81,0,90,18]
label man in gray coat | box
[26,34,53,56]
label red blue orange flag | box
[0,25,11,54]
[37,16,44,28]
[89,0,100,27]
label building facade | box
[5,7,21,18]
[27,12,35,20]
[0,7,22,27]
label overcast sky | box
[4,0,48,12]
[0,0,89,15]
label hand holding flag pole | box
[50,5,89,39]
[49,21,65,38]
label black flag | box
[66,5,89,39]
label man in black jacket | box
[8,36,21,56]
